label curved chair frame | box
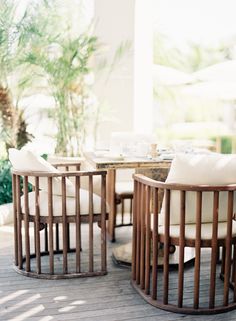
[131,174,236,314]
[12,163,107,279]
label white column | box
[133,0,153,134]
[93,0,135,148]
[93,0,153,148]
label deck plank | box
[1,225,236,321]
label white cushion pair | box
[9,148,103,216]
[159,153,236,238]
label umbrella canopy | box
[193,60,236,82]
[153,64,193,86]
[182,81,236,101]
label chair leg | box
[44,224,48,253]
[55,223,60,251]
[121,199,124,225]
[130,198,133,224]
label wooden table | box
[85,152,195,266]
[84,152,171,241]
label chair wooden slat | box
[209,191,219,308]
[178,190,186,308]
[223,191,233,306]
[89,175,94,272]
[232,244,236,302]
[132,180,138,280]
[101,173,107,272]
[16,175,22,269]
[152,187,159,300]
[12,174,18,266]
[163,189,170,305]
[35,176,41,274]
[194,191,202,309]
[75,176,81,273]
[135,182,141,285]
[140,184,146,290]
[145,186,151,295]
[48,177,54,274]
[23,176,30,272]
[61,176,68,274]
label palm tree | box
[0,0,33,151]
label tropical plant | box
[19,0,131,156]
[14,0,98,156]
[0,0,130,156]
[25,34,98,156]
[0,0,33,152]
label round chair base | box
[13,265,107,280]
[131,280,236,315]
[14,249,107,279]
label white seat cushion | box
[0,203,13,225]
[158,221,236,240]
[115,181,133,194]
[21,190,103,216]
[9,148,75,196]
[160,153,236,225]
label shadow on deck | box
[1,224,236,321]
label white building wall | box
[94,0,153,149]
[134,0,153,134]
[93,0,135,149]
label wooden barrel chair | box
[10,149,107,279]
[131,153,236,314]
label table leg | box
[107,169,116,242]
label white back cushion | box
[160,153,236,225]
[9,148,75,196]
[21,190,103,216]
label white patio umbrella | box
[153,64,193,86]
[193,60,236,82]
[182,81,236,101]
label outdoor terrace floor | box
[1,224,236,321]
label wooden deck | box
[1,224,236,321]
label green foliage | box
[0,0,34,152]
[212,136,232,154]
[0,0,129,156]
[16,1,100,156]
[153,33,231,73]
[0,158,34,205]
[0,159,12,205]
